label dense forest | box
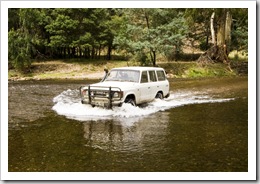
[8,8,248,71]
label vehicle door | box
[139,71,151,103]
[148,70,159,99]
[156,70,169,95]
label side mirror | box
[101,68,109,82]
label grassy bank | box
[8,59,247,81]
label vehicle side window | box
[141,71,148,83]
[149,71,157,82]
[157,70,166,81]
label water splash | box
[52,89,234,123]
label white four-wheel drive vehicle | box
[79,67,170,108]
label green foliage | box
[8,19,33,71]
[184,64,236,78]
[233,28,248,50]
[184,8,213,51]
[131,51,152,66]
[8,8,248,70]
[8,8,50,70]
[229,8,248,52]
[185,67,210,78]
[114,9,188,65]
[46,14,79,47]
[8,28,32,71]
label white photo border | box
[1,0,256,181]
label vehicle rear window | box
[156,70,166,81]
[149,71,157,82]
[141,71,148,83]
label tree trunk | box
[198,9,232,64]
[225,11,232,55]
[210,12,216,45]
[87,47,90,58]
[206,26,209,50]
[79,47,82,58]
[107,44,112,60]
[63,47,66,58]
[98,44,101,59]
[144,9,157,66]
[152,50,156,66]
[217,9,226,46]
[91,47,95,59]
[84,48,87,58]
[149,50,156,66]
[72,47,76,58]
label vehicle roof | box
[111,66,165,71]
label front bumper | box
[80,86,123,108]
[81,98,123,108]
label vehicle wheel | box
[155,92,164,100]
[125,98,136,106]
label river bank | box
[8,59,248,81]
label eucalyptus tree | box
[190,8,248,63]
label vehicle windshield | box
[105,70,140,83]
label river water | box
[8,77,248,172]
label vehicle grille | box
[92,90,108,97]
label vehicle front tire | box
[155,92,164,100]
[125,98,136,106]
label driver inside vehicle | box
[118,71,128,80]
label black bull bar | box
[79,86,122,109]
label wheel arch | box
[155,90,164,98]
[124,93,136,102]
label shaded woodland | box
[8,8,248,71]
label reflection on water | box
[8,77,248,172]
[83,112,169,152]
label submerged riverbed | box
[8,77,248,172]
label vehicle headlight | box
[113,92,119,98]
[106,92,110,97]
[90,91,94,96]
[82,90,87,96]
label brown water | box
[8,77,248,172]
